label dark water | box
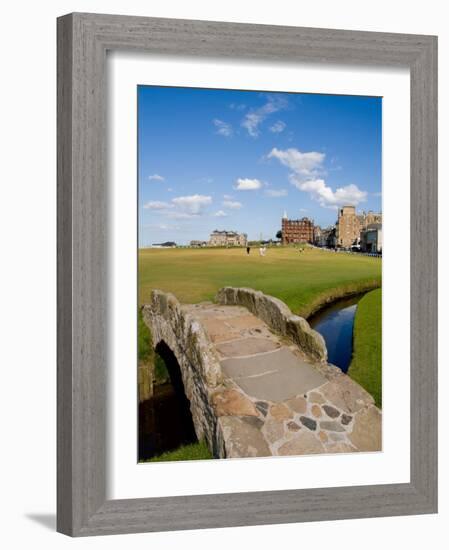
[138,343,197,461]
[308,294,365,373]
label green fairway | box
[348,289,382,407]
[139,246,381,318]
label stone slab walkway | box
[183,302,382,458]
[221,348,326,402]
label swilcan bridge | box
[141,287,381,458]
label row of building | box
[281,205,382,253]
[190,230,248,248]
[182,206,382,252]
[335,206,382,250]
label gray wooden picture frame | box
[57,12,438,537]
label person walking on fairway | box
[246,246,250,255]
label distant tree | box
[276,230,282,240]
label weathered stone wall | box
[141,289,380,459]
[216,287,328,362]
[138,360,153,403]
[141,290,224,456]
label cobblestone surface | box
[183,301,382,457]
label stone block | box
[308,391,326,404]
[262,419,285,444]
[322,404,340,418]
[270,403,293,421]
[348,406,382,451]
[277,431,325,456]
[219,416,271,458]
[212,389,258,417]
[320,377,374,413]
[319,421,346,432]
[285,396,307,414]
[326,442,357,453]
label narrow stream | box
[308,293,365,373]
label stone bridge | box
[141,287,381,458]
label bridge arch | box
[141,288,381,458]
[139,338,199,460]
[142,291,224,458]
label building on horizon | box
[281,211,315,245]
[209,230,247,247]
[313,225,322,245]
[151,241,177,248]
[325,227,337,248]
[190,240,208,247]
[336,206,382,248]
[360,223,382,253]
[313,225,336,248]
[314,226,337,248]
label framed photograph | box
[57,12,437,536]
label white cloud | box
[270,120,286,133]
[213,118,233,137]
[148,174,165,181]
[270,147,367,209]
[241,113,262,138]
[290,176,367,209]
[143,223,180,230]
[268,147,325,178]
[229,103,246,111]
[213,210,228,217]
[264,189,288,197]
[222,200,242,209]
[166,211,199,220]
[144,194,213,219]
[172,194,212,214]
[234,178,263,191]
[241,95,288,137]
[143,200,173,210]
[223,194,234,200]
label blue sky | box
[138,86,381,246]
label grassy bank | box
[143,441,213,462]
[139,247,381,318]
[138,309,169,383]
[138,308,153,363]
[348,288,382,407]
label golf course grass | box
[143,440,213,462]
[138,246,382,461]
[139,246,381,318]
[348,289,382,407]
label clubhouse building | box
[281,206,382,250]
[281,211,315,245]
[209,230,248,247]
